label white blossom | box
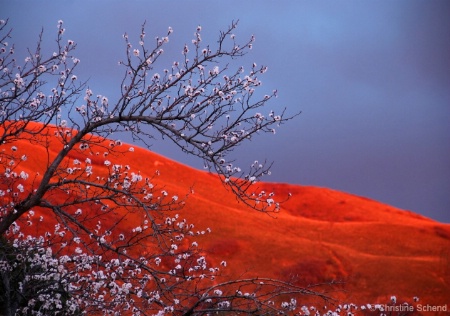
[17,184,24,193]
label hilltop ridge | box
[3,121,449,309]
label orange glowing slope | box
[5,122,450,307]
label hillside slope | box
[3,122,449,310]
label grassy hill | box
[3,122,449,312]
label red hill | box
[3,122,450,311]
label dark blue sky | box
[3,1,450,222]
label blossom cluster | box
[1,206,227,315]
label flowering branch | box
[0,19,324,315]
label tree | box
[0,18,343,315]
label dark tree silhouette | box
[0,19,346,315]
